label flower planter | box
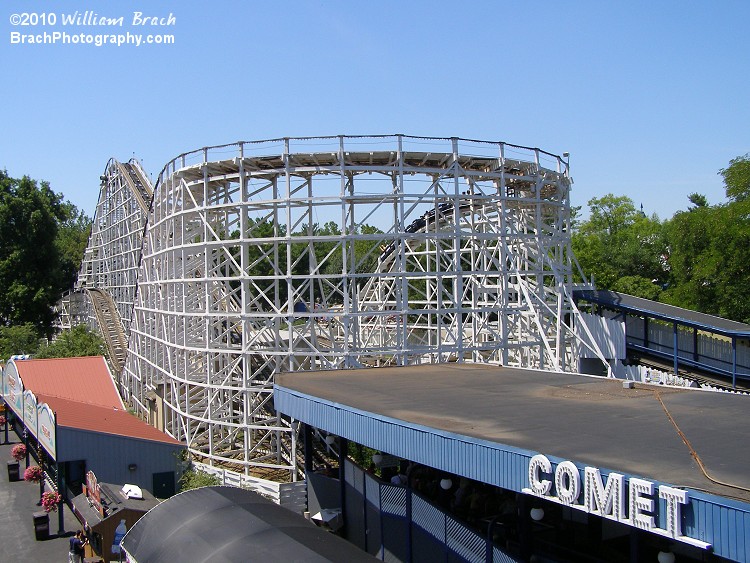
[7,460,20,482]
[41,490,62,512]
[32,511,49,541]
[24,465,43,483]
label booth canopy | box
[71,482,159,531]
[121,486,377,563]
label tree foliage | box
[35,324,105,359]
[662,198,750,323]
[239,218,383,308]
[719,153,750,203]
[573,155,750,323]
[178,468,221,491]
[687,193,709,209]
[0,170,91,336]
[0,323,42,359]
[0,171,65,333]
[572,195,667,298]
[56,202,92,290]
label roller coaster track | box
[57,157,154,378]
[86,288,129,374]
[633,352,750,394]
[117,160,153,216]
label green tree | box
[687,193,709,209]
[572,195,667,297]
[663,169,750,322]
[56,203,92,290]
[719,153,750,203]
[0,171,66,334]
[35,324,106,358]
[0,171,90,335]
[611,276,662,301]
[0,323,42,359]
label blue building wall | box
[58,427,184,495]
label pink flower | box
[41,491,62,512]
[24,465,43,483]
[11,444,26,461]
[0,415,6,426]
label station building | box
[276,363,750,562]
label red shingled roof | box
[15,356,123,409]
[14,356,180,445]
[35,394,181,444]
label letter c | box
[528,454,552,495]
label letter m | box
[585,467,625,521]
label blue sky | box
[2,0,748,219]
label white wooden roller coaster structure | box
[57,135,609,482]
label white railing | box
[192,461,307,513]
[617,363,694,387]
[626,317,750,375]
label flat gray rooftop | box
[277,363,750,502]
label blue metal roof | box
[574,289,750,337]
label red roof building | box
[12,356,178,445]
[2,356,184,498]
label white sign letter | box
[555,461,581,505]
[528,454,552,496]
[659,485,688,538]
[629,478,655,530]
[584,467,625,520]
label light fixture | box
[324,435,336,446]
[440,478,452,490]
[657,551,675,563]
[530,507,545,521]
[372,453,383,466]
[128,463,137,471]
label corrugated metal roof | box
[12,356,179,445]
[37,394,180,445]
[15,356,123,409]
[122,486,379,562]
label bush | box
[178,468,221,492]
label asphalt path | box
[0,433,80,562]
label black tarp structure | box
[120,486,376,563]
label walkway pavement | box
[0,434,80,562]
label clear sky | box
[2,0,748,219]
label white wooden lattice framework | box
[115,135,607,481]
[59,158,152,331]
[56,158,152,373]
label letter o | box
[555,461,581,504]
[528,454,552,496]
